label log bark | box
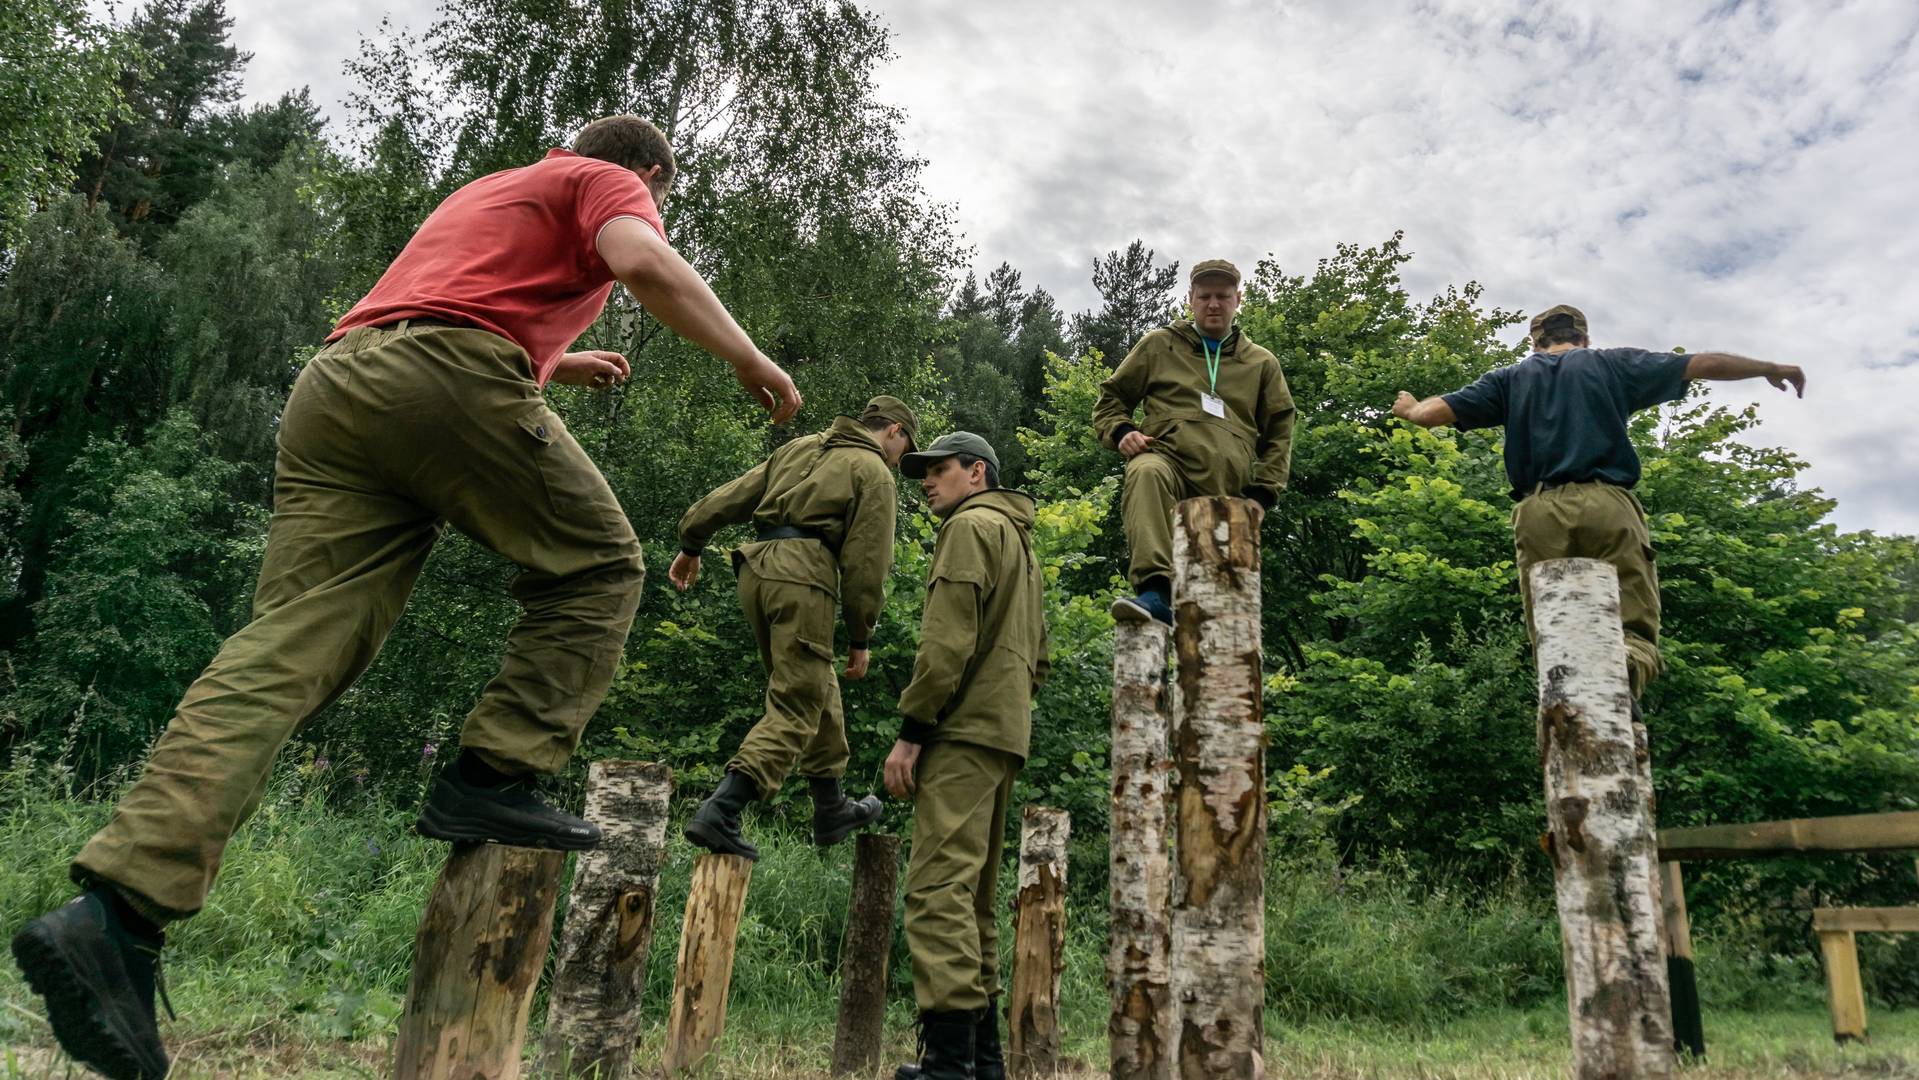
[1109,619,1175,1080]
[661,853,755,1075]
[1170,496,1265,1080]
[1817,930,1868,1042]
[1008,806,1070,1077]
[540,761,674,1080]
[831,833,901,1076]
[393,844,566,1080]
[1660,861,1705,1059]
[1530,557,1674,1080]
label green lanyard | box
[1199,334,1226,394]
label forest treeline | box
[5,0,1916,982]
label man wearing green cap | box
[883,432,1046,1080]
[1094,258,1296,624]
[670,396,918,858]
[1392,304,1806,697]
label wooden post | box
[831,834,901,1076]
[540,761,674,1080]
[1170,496,1265,1080]
[1009,806,1070,1077]
[1660,861,1705,1058]
[661,853,755,1075]
[1109,619,1175,1080]
[1817,930,1867,1042]
[1530,558,1674,1080]
[393,845,565,1080]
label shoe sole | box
[414,805,601,852]
[10,921,166,1080]
[1110,597,1170,626]
[682,819,760,861]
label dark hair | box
[572,115,675,186]
[1532,315,1587,350]
[861,416,895,434]
[954,453,1000,489]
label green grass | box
[1,764,1913,1078]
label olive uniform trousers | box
[904,740,1019,1012]
[73,321,645,918]
[724,562,851,793]
[1121,452,1202,590]
[1512,480,1663,697]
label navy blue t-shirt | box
[1442,347,1692,501]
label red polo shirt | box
[328,149,665,385]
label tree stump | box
[1170,496,1265,1080]
[1009,806,1069,1077]
[661,853,755,1075]
[393,844,566,1080]
[1530,557,1675,1079]
[1109,619,1175,1080]
[540,761,674,1080]
[831,833,901,1076]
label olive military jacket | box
[677,416,897,647]
[896,489,1048,760]
[1092,319,1297,505]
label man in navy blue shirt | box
[1392,304,1805,697]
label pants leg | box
[725,568,843,794]
[73,338,440,918]
[1513,483,1663,697]
[905,741,1018,1012]
[1121,452,1188,590]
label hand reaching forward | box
[551,350,630,388]
[668,551,702,591]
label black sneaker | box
[415,770,603,850]
[10,891,171,1080]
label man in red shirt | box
[10,115,800,1080]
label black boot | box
[684,770,761,860]
[808,777,883,847]
[894,1009,976,1080]
[416,752,602,850]
[973,998,1005,1080]
[11,889,172,1080]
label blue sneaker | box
[1110,589,1172,626]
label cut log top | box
[1018,807,1070,892]
[1659,810,1919,861]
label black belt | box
[755,524,834,548]
[382,316,470,331]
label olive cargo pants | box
[1120,452,1200,590]
[1512,481,1663,697]
[73,321,644,918]
[724,563,850,794]
[904,740,1019,1012]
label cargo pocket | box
[517,407,629,539]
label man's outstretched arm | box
[597,217,802,422]
[1392,391,1458,429]
[1686,352,1806,397]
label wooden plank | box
[830,834,900,1076]
[1530,558,1674,1080]
[1108,619,1175,1080]
[1817,930,1868,1043]
[1660,862,1705,1059]
[1008,806,1069,1078]
[1812,907,1919,933]
[539,761,673,1080]
[393,844,566,1080]
[661,854,754,1075]
[1658,811,1919,861]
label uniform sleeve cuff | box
[898,719,935,744]
[849,640,869,651]
[1112,422,1139,447]
[680,546,702,558]
[1243,487,1277,510]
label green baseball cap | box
[858,395,920,451]
[1528,304,1588,340]
[1190,258,1241,285]
[900,431,1000,479]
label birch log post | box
[661,853,755,1075]
[1008,806,1070,1077]
[1170,496,1264,1080]
[393,844,566,1080]
[1109,619,1175,1080]
[1530,557,1674,1079]
[539,761,674,1080]
[830,833,901,1076]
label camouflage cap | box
[1528,304,1588,340]
[900,431,1000,480]
[1190,258,1241,285]
[858,395,920,451]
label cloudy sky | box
[213,0,1918,535]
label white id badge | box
[1201,392,1226,418]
